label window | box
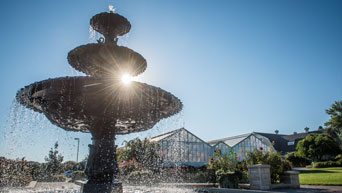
[288,141,295,146]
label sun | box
[121,73,134,86]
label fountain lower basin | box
[16,76,182,135]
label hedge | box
[313,159,342,168]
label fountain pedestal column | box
[83,137,122,193]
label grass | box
[299,167,342,185]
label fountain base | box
[82,181,123,193]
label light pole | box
[74,138,80,163]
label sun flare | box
[121,73,134,86]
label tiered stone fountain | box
[16,8,182,193]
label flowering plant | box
[207,149,238,173]
[245,148,292,183]
[0,157,32,187]
[207,149,242,188]
[118,157,142,176]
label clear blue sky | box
[0,0,341,162]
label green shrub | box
[183,170,213,183]
[334,154,342,161]
[207,149,243,188]
[0,175,31,187]
[245,149,291,183]
[119,158,142,176]
[313,159,342,168]
[50,175,66,182]
[285,152,311,167]
[0,157,32,187]
[71,171,86,181]
[127,170,155,185]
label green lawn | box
[299,167,342,185]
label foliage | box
[207,149,238,173]
[182,170,213,183]
[118,157,142,176]
[118,138,161,170]
[126,170,154,185]
[207,149,242,188]
[44,142,64,176]
[299,167,342,185]
[49,175,66,182]
[71,171,86,181]
[324,101,342,144]
[285,152,311,167]
[313,156,342,168]
[296,133,341,161]
[0,157,32,187]
[76,156,88,171]
[63,161,77,172]
[245,149,291,183]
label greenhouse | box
[208,133,274,161]
[150,128,232,167]
[151,127,318,166]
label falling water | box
[108,5,116,13]
[1,185,199,193]
[116,110,185,146]
[2,98,91,162]
[88,25,104,43]
[68,65,85,77]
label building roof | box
[254,132,289,152]
[255,130,324,153]
[207,133,250,147]
[208,130,324,153]
[150,128,230,148]
[281,130,323,142]
[149,128,181,142]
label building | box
[150,128,231,167]
[207,133,275,161]
[208,130,324,159]
[150,128,323,166]
[253,130,323,154]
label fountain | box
[16,8,182,193]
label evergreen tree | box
[45,141,64,175]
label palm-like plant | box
[325,101,342,148]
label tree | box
[325,101,342,145]
[118,138,161,170]
[45,142,64,175]
[63,161,77,172]
[285,152,311,167]
[296,133,341,161]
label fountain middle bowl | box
[16,76,182,134]
[68,44,147,77]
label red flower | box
[259,147,263,150]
